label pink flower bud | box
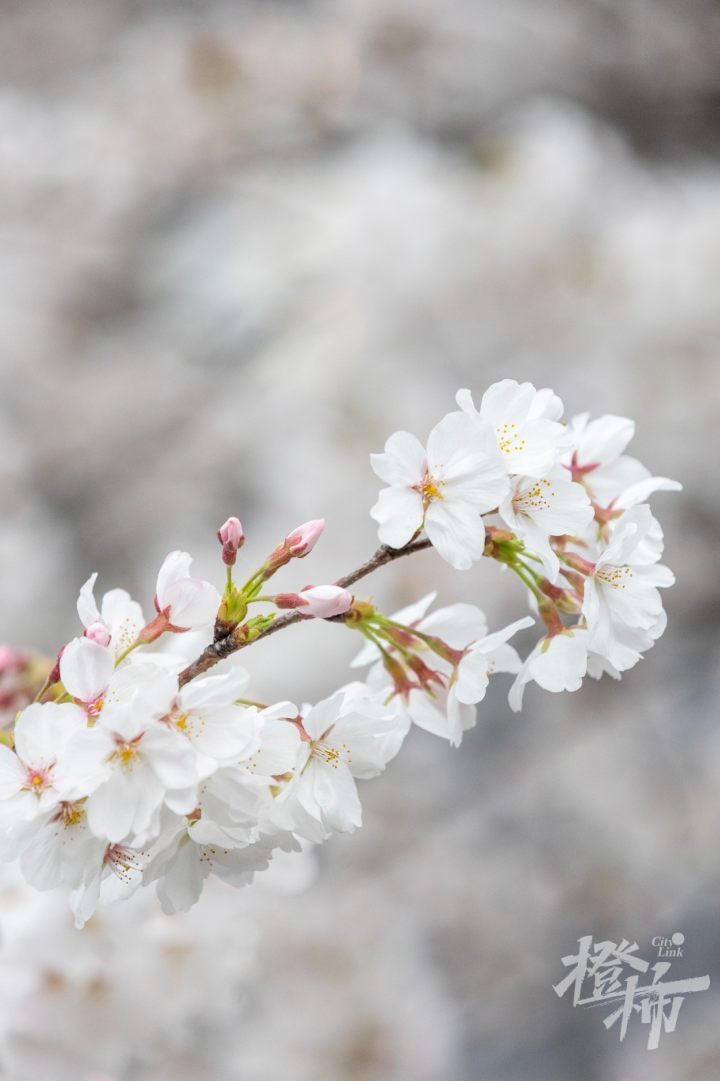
[217,517,245,565]
[296,585,353,619]
[285,519,325,558]
[84,621,112,648]
[49,644,66,685]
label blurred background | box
[0,1,719,1078]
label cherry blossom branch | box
[178,538,433,686]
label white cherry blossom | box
[5,799,100,893]
[371,411,508,570]
[59,636,115,713]
[146,825,297,916]
[0,702,86,819]
[357,599,531,746]
[457,379,572,477]
[155,550,220,631]
[149,666,262,779]
[499,470,593,580]
[508,629,590,711]
[567,412,681,508]
[582,505,674,670]
[70,840,147,928]
[77,573,145,659]
[243,703,302,778]
[275,685,408,839]
[56,702,199,844]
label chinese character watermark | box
[554,935,710,1050]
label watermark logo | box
[553,935,710,1050]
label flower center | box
[496,422,527,456]
[25,767,51,794]
[166,708,202,739]
[415,470,444,510]
[87,695,105,719]
[311,740,352,769]
[596,565,633,590]
[53,800,86,828]
[104,843,143,882]
[513,479,553,515]
[110,734,143,771]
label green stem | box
[114,640,142,667]
[32,677,53,704]
[511,560,543,599]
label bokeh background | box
[0,1,719,1079]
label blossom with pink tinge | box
[155,551,221,631]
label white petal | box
[143,725,199,790]
[101,589,145,656]
[53,728,114,799]
[419,602,488,649]
[424,501,485,570]
[156,836,209,915]
[445,689,477,747]
[472,615,534,654]
[77,573,100,628]
[14,702,86,768]
[179,666,250,711]
[298,760,362,833]
[618,476,682,509]
[165,578,220,630]
[60,637,114,703]
[249,719,301,777]
[370,430,426,486]
[454,653,490,705]
[530,633,588,693]
[576,414,635,466]
[156,550,193,608]
[0,746,25,798]
[86,772,137,842]
[370,487,423,549]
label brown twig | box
[178,538,433,686]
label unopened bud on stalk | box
[217,517,244,565]
[264,519,326,577]
[275,585,352,619]
[286,519,325,557]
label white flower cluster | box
[0,380,679,926]
[370,379,680,716]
